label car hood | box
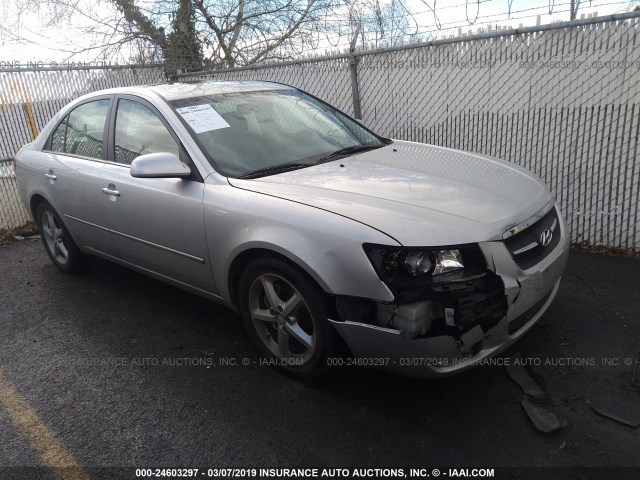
[228,141,553,246]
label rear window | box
[49,99,110,159]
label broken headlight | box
[363,243,487,287]
[434,249,464,275]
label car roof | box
[81,80,295,102]
[150,80,294,100]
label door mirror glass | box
[130,152,191,178]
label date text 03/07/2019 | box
[135,467,496,478]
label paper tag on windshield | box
[176,104,230,133]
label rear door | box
[42,96,118,256]
[100,95,216,294]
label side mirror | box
[130,152,191,178]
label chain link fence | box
[1,14,639,252]
[0,65,164,231]
[182,12,640,254]
[0,157,31,233]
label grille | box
[504,207,561,270]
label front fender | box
[203,179,397,303]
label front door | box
[100,96,216,294]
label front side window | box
[170,89,385,178]
[114,99,180,165]
[50,99,110,159]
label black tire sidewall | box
[238,257,337,378]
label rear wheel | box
[36,202,93,273]
[238,257,338,378]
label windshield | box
[170,89,386,178]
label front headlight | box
[434,249,464,275]
[402,251,432,275]
[363,243,486,287]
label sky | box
[0,0,636,66]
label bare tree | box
[167,0,203,72]
[101,0,347,69]
[1,0,419,69]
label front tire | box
[238,257,338,378]
[36,202,93,273]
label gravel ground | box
[0,240,638,479]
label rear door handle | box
[44,173,57,180]
[101,187,120,197]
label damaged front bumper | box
[329,205,570,378]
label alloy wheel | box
[41,210,69,265]
[248,273,316,363]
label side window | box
[114,99,180,165]
[49,100,109,159]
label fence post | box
[349,26,362,120]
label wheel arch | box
[30,193,84,248]
[226,245,333,306]
[30,193,51,220]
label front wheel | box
[36,202,93,273]
[238,257,339,378]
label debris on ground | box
[571,242,639,258]
[14,229,39,241]
[506,357,566,433]
[589,403,640,429]
[0,222,37,245]
[521,396,567,433]
[505,362,547,399]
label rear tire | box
[238,257,339,378]
[36,202,94,273]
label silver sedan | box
[16,81,569,378]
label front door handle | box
[101,187,120,197]
[44,173,57,180]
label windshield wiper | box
[238,162,312,179]
[238,144,385,179]
[316,144,385,163]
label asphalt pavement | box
[0,239,639,479]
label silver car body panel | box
[228,141,553,246]
[16,149,116,255]
[148,81,293,101]
[15,81,569,377]
[202,173,398,303]
[99,163,215,293]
